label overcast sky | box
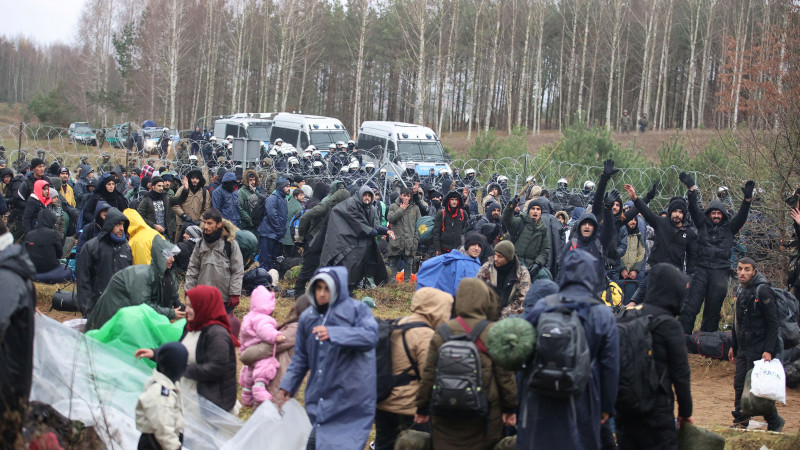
[2,0,84,46]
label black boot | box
[731,410,750,429]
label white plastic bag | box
[750,358,786,404]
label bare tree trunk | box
[731,0,753,131]
[516,1,533,129]
[605,0,624,131]
[167,0,183,128]
[532,1,546,134]
[585,22,600,127]
[484,5,501,133]
[466,0,484,140]
[637,0,657,120]
[353,1,371,129]
[565,2,580,127]
[697,0,716,128]
[439,0,459,135]
[682,0,702,130]
[576,2,589,124]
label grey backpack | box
[430,318,490,418]
[528,295,592,397]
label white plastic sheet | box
[30,315,243,449]
[220,400,311,450]
[31,315,313,449]
[750,358,787,404]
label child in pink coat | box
[239,285,285,405]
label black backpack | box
[615,307,665,413]
[528,295,592,398]
[757,284,800,348]
[376,318,432,402]
[248,192,268,225]
[430,318,490,417]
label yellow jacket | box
[124,208,165,265]
[61,184,76,207]
[136,370,184,450]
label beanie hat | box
[151,176,164,186]
[31,158,45,169]
[186,225,203,241]
[155,342,189,383]
[667,197,688,216]
[463,231,487,253]
[494,240,515,261]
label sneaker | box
[730,410,749,429]
[767,415,785,432]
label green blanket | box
[86,304,185,368]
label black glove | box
[181,214,192,223]
[645,181,659,202]
[509,195,520,208]
[529,263,542,276]
[678,172,695,188]
[604,189,621,209]
[602,159,620,178]
[742,181,755,200]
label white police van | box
[356,121,450,177]
[213,113,275,147]
[269,113,350,155]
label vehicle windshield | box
[247,125,271,141]
[310,130,350,148]
[75,126,93,133]
[397,141,446,162]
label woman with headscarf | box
[136,285,239,414]
[81,172,128,227]
[22,179,52,234]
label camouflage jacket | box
[476,257,531,317]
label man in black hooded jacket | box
[25,209,73,283]
[679,173,753,333]
[728,257,784,431]
[624,183,698,304]
[76,207,133,316]
[616,263,693,449]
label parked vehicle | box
[68,122,97,146]
[213,113,276,148]
[356,121,450,177]
[269,113,350,154]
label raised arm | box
[730,181,754,234]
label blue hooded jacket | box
[416,250,482,298]
[211,172,240,227]
[519,250,620,450]
[258,178,289,240]
[280,266,378,450]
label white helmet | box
[209,136,217,141]
[584,180,595,190]
[312,161,324,168]
[312,150,322,157]
[365,162,375,170]
[349,161,359,170]
[465,168,476,176]
[348,139,355,145]
[379,168,387,175]
[336,141,345,147]
[557,178,568,187]
[306,145,316,152]
[226,135,234,141]
[281,148,293,156]
[303,152,312,159]
[189,155,198,161]
[269,149,278,157]
[340,166,349,173]
[225,143,232,149]
[439,168,451,175]
[405,162,416,169]
[718,186,729,193]
[328,144,336,150]
[287,156,299,165]
[498,175,509,183]
[163,128,170,132]
[526,175,535,183]
[275,138,284,144]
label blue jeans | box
[258,237,282,270]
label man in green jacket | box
[387,188,422,282]
[501,196,551,278]
[237,170,263,234]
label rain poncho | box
[416,250,482,297]
[280,266,378,450]
[124,208,165,266]
[85,238,180,331]
[86,304,186,368]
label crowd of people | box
[1,148,798,450]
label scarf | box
[149,189,164,201]
[185,285,240,347]
[203,227,223,244]
[108,232,127,244]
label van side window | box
[225,124,240,138]
[300,132,309,150]
[271,126,300,147]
